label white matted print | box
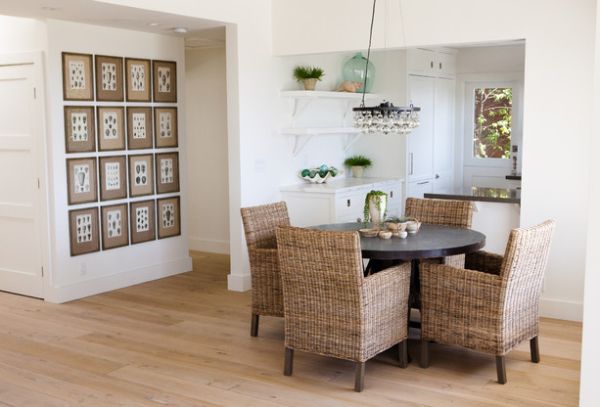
[131,64,146,91]
[159,112,172,139]
[132,113,146,139]
[105,162,120,190]
[69,60,86,90]
[71,113,89,142]
[160,158,173,184]
[62,53,93,101]
[65,106,95,153]
[154,107,178,148]
[136,207,149,232]
[153,60,177,102]
[76,214,93,243]
[73,164,91,193]
[128,154,154,197]
[97,107,125,151]
[134,160,148,186]
[157,66,171,93]
[106,209,122,237]
[101,204,129,250]
[157,197,180,239]
[102,62,117,91]
[161,202,175,228]
[102,111,119,140]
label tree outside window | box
[473,88,512,159]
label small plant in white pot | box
[344,155,372,178]
[293,66,325,91]
[364,190,387,225]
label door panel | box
[407,75,434,181]
[433,77,455,193]
[0,61,43,298]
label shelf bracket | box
[292,134,314,157]
[343,133,362,151]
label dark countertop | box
[424,186,521,204]
[505,174,522,181]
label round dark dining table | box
[312,222,486,262]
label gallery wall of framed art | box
[62,50,181,257]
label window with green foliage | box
[473,87,512,159]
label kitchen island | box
[424,187,521,254]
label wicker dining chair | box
[240,201,290,337]
[405,197,474,267]
[419,220,556,384]
[275,226,411,392]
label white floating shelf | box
[282,127,363,156]
[280,90,379,100]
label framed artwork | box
[155,152,180,194]
[154,107,178,148]
[101,203,129,250]
[125,58,151,102]
[95,55,124,101]
[130,200,156,244]
[97,106,125,151]
[67,158,97,205]
[62,52,94,101]
[157,196,181,239]
[152,60,177,103]
[69,207,100,256]
[99,155,127,201]
[127,107,153,150]
[64,106,96,153]
[128,154,154,197]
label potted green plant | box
[344,155,372,178]
[364,190,387,225]
[293,66,325,91]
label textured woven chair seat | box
[419,220,555,384]
[276,226,411,392]
[241,201,290,337]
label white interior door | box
[0,56,45,298]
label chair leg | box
[283,347,294,376]
[354,362,365,392]
[250,314,259,337]
[398,340,408,368]
[420,340,430,368]
[530,336,540,363]
[496,356,507,384]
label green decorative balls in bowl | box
[299,164,340,184]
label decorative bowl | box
[406,220,421,234]
[359,228,379,238]
[298,165,341,184]
[378,231,392,239]
[385,222,407,232]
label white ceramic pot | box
[303,78,317,91]
[368,195,387,224]
[351,166,364,178]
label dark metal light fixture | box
[352,0,421,135]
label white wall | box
[185,46,230,254]
[44,20,191,302]
[0,15,46,55]
[273,0,594,322]
[579,2,600,405]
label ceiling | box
[0,0,225,38]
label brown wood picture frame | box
[152,60,177,103]
[97,106,126,151]
[154,107,178,148]
[69,207,100,256]
[62,52,94,101]
[128,154,154,197]
[130,200,156,244]
[125,58,151,102]
[101,203,129,250]
[127,107,153,150]
[64,106,96,153]
[155,152,180,194]
[95,55,124,101]
[67,157,98,205]
[157,196,181,239]
[99,155,127,201]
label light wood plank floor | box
[0,251,581,406]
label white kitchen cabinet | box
[407,48,456,78]
[407,75,435,182]
[407,179,434,199]
[433,77,456,193]
[435,51,456,78]
[281,178,404,227]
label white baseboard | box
[45,256,193,303]
[189,236,230,254]
[228,273,251,292]
[540,297,583,322]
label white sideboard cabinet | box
[281,178,404,227]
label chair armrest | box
[420,263,503,350]
[465,250,504,275]
[248,247,279,272]
[363,263,411,304]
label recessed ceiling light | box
[41,6,58,11]
[173,27,188,34]
[148,22,160,27]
